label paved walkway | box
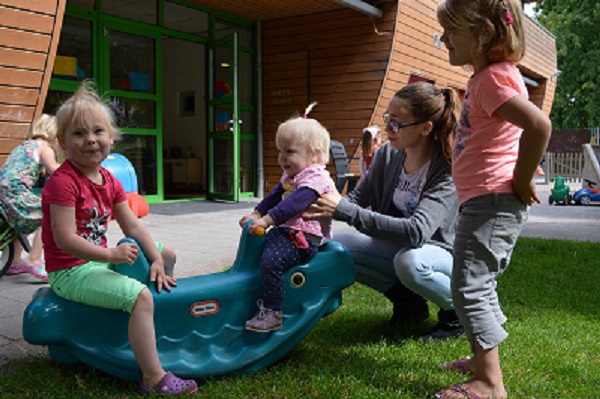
[1,182,599,368]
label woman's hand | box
[304,191,343,220]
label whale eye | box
[290,271,306,287]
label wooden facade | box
[0,0,557,196]
[0,0,66,165]
[261,0,558,192]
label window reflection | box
[110,31,155,94]
[164,1,209,36]
[53,17,92,81]
[113,135,157,195]
[110,97,156,129]
[103,0,157,25]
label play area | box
[22,224,355,381]
[547,144,600,206]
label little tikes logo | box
[191,300,219,317]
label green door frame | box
[100,16,163,204]
[207,32,240,201]
[48,1,257,204]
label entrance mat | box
[149,200,258,216]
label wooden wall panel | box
[262,4,396,192]
[0,0,66,164]
[262,0,556,194]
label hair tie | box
[303,102,318,118]
[505,11,514,25]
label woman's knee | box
[393,250,420,285]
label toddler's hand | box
[239,211,260,228]
[112,243,139,264]
[150,260,177,293]
[249,218,269,236]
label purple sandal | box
[138,371,198,396]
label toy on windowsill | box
[215,80,231,99]
[22,222,355,381]
[548,176,572,205]
[572,179,600,205]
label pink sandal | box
[22,260,48,282]
[5,261,27,275]
[435,383,483,399]
[138,371,198,396]
[439,356,474,376]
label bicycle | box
[0,214,32,278]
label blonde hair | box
[276,117,330,165]
[29,114,57,141]
[56,81,120,143]
[437,0,525,64]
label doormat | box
[149,200,258,216]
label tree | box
[535,0,600,128]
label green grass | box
[1,238,599,398]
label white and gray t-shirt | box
[393,161,430,217]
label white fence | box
[545,152,584,184]
[591,127,600,145]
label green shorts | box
[48,242,164,313]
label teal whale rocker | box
[22,223,355,381]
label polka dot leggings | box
[260,227,318,310]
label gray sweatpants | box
[452,193,528,351]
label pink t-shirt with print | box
[453,62,528,204]
[280,163,334,238]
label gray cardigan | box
[334,141,458,253]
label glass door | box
[100,20,162,203]
[207,33,239,201]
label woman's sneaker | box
[245,299,282,332]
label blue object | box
[101,153,138,193]
[129,72,150,92]
[572,180,600,205]
[22,224,355,381]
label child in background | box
[239,103,335,332]
[0,114,61,281]
[359,124,381,177]
[435,1,551,398]
[42,82,197,396]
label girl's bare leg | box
[162,245,176,277]
[439,341,506,399]
[128,288,166,386]
[26,229,43,264]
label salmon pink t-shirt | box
[452,62,528,204]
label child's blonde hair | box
[56,81,120,143]
[276,117,330,165]
[437,0,525,64]
[29,114,57,141]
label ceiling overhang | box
[188,0,384,21]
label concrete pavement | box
[1,181,599,368]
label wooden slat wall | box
[520,17,558,116]
[0,0,66,166]
[262,4,396,192]
[262,1,556,193]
